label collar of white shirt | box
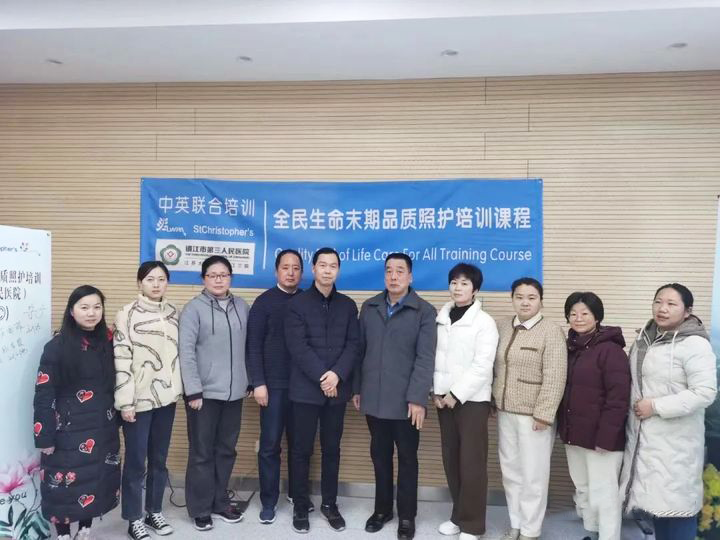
[513,311,543,330]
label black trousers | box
[185,398,243,518]
[366,415,420,520]
[290,401,346,512]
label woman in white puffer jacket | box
[433,263,499,540]
[620,283,717,540]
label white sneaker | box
[459,533,478,540]
[75,527,91,540]
[500,529,520,540]
[438,520,461,535]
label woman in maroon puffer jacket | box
[557,291,630,540]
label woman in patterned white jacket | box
[114,261,183,540]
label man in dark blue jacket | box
[246,249,306,525]
[284,247,360,534]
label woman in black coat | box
[33,285,121,540]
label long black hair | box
[57,285,113,387]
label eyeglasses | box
[205,273,231,281]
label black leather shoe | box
[320,503,346,531]
[397,519,415,540]
[365,512,393,533]
[292,510,310,534]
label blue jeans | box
[121,403,176,520]
[653,515,698,540]
[258,388,294,509]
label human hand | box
[408,403,426,430]
[352,394,361,411]
[442,393,458,409]
[40,446,54,455]
[433,395,445,409]
[634,398,654,419]
[121,409,136,423]
[254,385,269,407]
[532,420,549,431]
[320,371,339,393]
[188,398,203,410]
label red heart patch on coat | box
[78,494,95,508]
[33,422,42,436]
[78,439,95,454]
[36,372,49,385]
[76,390,94,403]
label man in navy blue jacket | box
[284,247,360,534]
[246,249,306,525]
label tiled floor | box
[59,489,649,539]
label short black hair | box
[385,252,412,273]
[312,247,340,267]
[448,263,483,291]
[564,291,604,323]
[510,277,543,300]
[137,260,170,282]
[201,255,232,277]
[275,249,303,271]
[655,282,694,309]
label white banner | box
[0,225,51,539]
[712,196,720,360]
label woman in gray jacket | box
[179,255,250,532]
[620,283,717,540]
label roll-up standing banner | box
[0,225,51,539]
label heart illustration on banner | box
[76,390,94,403]
[36,371,49,385]
[79,439,95,454]
[78,494,95,508]
[34,422,42,436]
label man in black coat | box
[284,247,360,534]
[353,253,437,540]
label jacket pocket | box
[520,347,539,352]
[518,378,542,385]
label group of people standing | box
[32,247,717,540]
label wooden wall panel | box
[2,71,719,510]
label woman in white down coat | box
[620,283,717,540]
[433,263,499,540]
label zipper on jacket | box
[225,306,234,400]
[622,332,650,513]
[500,326,521,411]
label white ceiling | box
[1,0,719,83]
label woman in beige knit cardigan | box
[492,277,567,540]
[114,261,183,540]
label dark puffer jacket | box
[557,325,631,451]
[33,332,121,524]
[284,283,360,405]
